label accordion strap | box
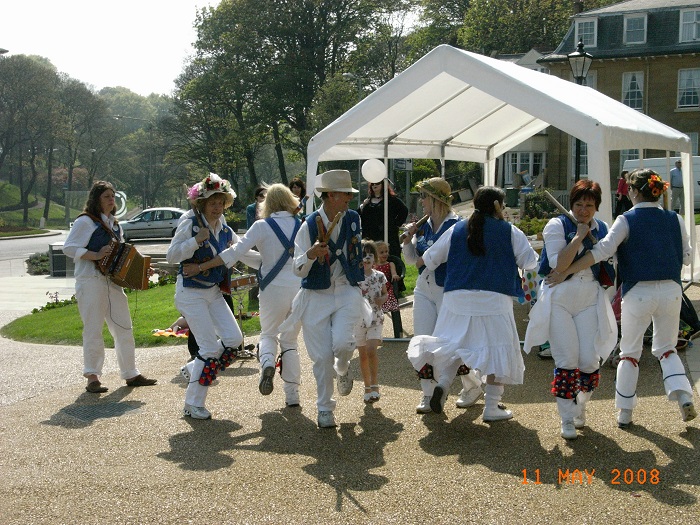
[78,212,120,241]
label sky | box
[1,0,222,97]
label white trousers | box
[549,276,600,373]
[175,282,243,407]
[300,285,363,412]
[616,281,693,409]
[258,284,302,398]
[76,275,139,380]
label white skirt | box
[407,290,525,385]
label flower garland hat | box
[187,173,236,208]
[415,177,453,205]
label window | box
[506,152,546,186]
[575,19,597,47]
[678,69,700,108]
[622,72,644,110]
[680,8,700,42]
[570,139,589,179]
[624,15,646,44]
[620,149,639,171]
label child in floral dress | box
[354,240,388,403]
[374,241,400,314]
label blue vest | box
[443,217,523,298]
[416,216,459,286]
[618,207,682,295]
[538,215,615,286]
[80,213,121,253]
[301,210,363,290]
[180,216,233,289]
[257,217,300,291]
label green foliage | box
[522,188,558,219]
[516,217,548,236]
[26,252,50,275]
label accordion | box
[97,240,151,290]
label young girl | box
[374,240,400,310]
[355,240,389,403]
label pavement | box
[0,231,699,524]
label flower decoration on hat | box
[187,173,236,207]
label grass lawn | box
[0,264,419,347]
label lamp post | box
[342,73,363,206]
[0,48,8,55]
[567,39,593,182]
[114,115,154,209]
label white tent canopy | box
[306,44,696,279]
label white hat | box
[187,173,236,208]
[315,170,358,194]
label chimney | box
[573,1,584,15]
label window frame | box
[575,18,598,48]
[622,71,644,111]
[677,68,700,108]
[624,14,647,44]
[680,8,700,43]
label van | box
[622,156,700,210]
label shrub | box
[27,251,50,275]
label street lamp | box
[567,39,593,182]
[114,114,154,209]
[0,48,9,55]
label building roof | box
[539,0,700,63]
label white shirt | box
[219,211,299,288]
[542,213,605,278]
[63,213,120,279]
[402,211,459,266]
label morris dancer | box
[547,169,696,427]
[185,183,303,408]
[167,173,259,420]
[402,177,482,413]
[524,180,617,440]
[408,187,538,421]
[63,180,157,393]
[283,169,367,428]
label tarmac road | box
[0,233,698,524]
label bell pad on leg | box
[219,346,237,370]
[551,368,580,399]
[579,370,600,393]
[417,364,434,380]
[198,357,220,386]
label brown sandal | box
[86,380,108,393]
[125,374,157,387]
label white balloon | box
[361,159,386,183]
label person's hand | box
[182,263,201,277]
[401,222,418,243]
[544,269,565,287]
[391,273,401,281]
[307,241,329,261]
[574,221,590,240]
[416,256,425,269]
[195,226,210,245]
[95,244,111,261]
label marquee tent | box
[306,44,696,278]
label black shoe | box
[259,366,275,395]
[430,385,447,413]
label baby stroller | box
[605,287,700,368]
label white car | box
[120,207,186,241]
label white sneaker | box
[483,405,513,422]
[258,365,275,396]
[430,385,447,414]
[183,403,211,420]
[180,363,192,382]
[337,371,353,396]
[416,396,432,414]
[317,410,337,428]
[561,420,578,440]
[677,392,697,422]
[455,386,484,408]
[617,408,633,428]
[573,411,586,429]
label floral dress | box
[359,269,388,328]
[375,261,399,313]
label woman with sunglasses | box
[402,177,483,414]
[358,179,408,260]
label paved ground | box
[0,232,699,524]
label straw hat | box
[187,173,236,208]
[416,177,453,205]
[315,170,358,193]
